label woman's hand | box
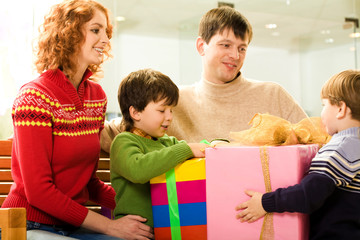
[106,215,154,240]
[82,210,154,239]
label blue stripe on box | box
[152,202,207,228]
[179,202,207,226]
[152,205,170,228]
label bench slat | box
[98,159,110,170]
[96,171,110,182]
[0,183,12,195]
[0,171,12,182]
[0,158,11,169]
[0,140,12,156]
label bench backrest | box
[0,140,27,239]
[0,140,111,214]
[0,140,13,207]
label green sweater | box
[110,132,193,227]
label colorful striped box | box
[150,158,207,240]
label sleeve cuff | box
[262,192,276,213]
[170,142,194,163]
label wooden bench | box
[0,139,26,239]
[0,139,111,239]
[87,150,112,215]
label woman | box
[2,1,153,239]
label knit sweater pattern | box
[167,73,307,142]
[110,132,193,227]
[2,69,116,226]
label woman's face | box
[78,9,109,69]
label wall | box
[243,46,302,105]
[299,43,357,117]
[100,34,182,113]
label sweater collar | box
[198,72,244,98]
[130,127,160,141]
[42,68,93,110]
[131,127,153,140]
[335,127,360,139]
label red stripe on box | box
[151,183,168,205]
[154,225,207,240]
[150,180,206,206]
[177,180,206,204]
[181,225,207,240]
[154,227,171,239]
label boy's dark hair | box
[118,68,179,131]
[199,6,253,44]
[321,69,360,121]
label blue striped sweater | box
[262,127,360,240]
[309,127,360,193]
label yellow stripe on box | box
[150,158,205,184]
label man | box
[100,6,307,151]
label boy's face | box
[197,28,249,84]
[133,98,174,138]
[321,98,340,136]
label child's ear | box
[129,106,141,121]
[336,101,348,119]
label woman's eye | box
[91,29,99,34]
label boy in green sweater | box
[110,68,209,230]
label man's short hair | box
[198,6,253,44]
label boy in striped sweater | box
[235,69,360,240]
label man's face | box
[197,28,249,84]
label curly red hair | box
[34,0,113,81]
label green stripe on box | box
[166,168,182,240]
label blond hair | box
[321,70,360,121]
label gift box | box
[150,158,207,240]
[206,145,318,240]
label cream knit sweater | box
[100,73,307,151]
[166,73,307,142]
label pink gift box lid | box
[206,144,318,240]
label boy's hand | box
[187,143,209,158]
[235,190,267,223]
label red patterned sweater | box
[2,68,116,226]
